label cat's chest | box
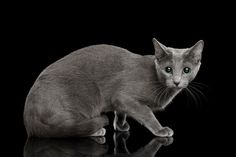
[127,84,179,110]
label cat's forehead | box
[166,47,189,57]
[164,47,192,64]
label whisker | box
[190,83,206,90]
[163,88,171,106]
[189,85,208,103]
[188,86,202,105]
[185,87,198,106]
[183,88,191,105]
[157,87,168,105]
[154,87,166,104]
[189,84,205,96]
[154,87,163,104]
[150,85,165,97]
[191,82,209,88]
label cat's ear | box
[188,40,204,63]
[152,38,168,61]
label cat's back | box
[39,44,141,79]
[68,44,138,67]
[76,44,134,56]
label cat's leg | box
[113,111,130,131]
[112,94,173,137]
[80,116,108,144]
[37,114,109,138]
[70,116,108,143]
[75,115,109,137]
[113,131,131,155]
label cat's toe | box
[160,137,174,146]
[150,137,174,146]
[90,137,106,144]
[116,122,130,132]
[90,128,106,137]
[156,127,174,137]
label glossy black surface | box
[24,132,173,157]
[17,102,221,157]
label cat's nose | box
[174,81,180,86]
[173,76,181,87]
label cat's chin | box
[166,84,184,90]
[172,86,183,91]
[166,85,181,89]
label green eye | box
[183,67,191,73]
[165,67,172,73]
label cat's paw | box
[155,127,174,137]
[156,137,174,146]
[90,137,106,144]
[148,137,174,148]
[90,128,106,137]
[116,122,130,132]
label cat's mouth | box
[164,85,183,91]
[166,84,180,89]
[168,86,182,91]
[168,84,185,90]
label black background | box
[10,2,234,156]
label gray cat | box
[24,38,204,138]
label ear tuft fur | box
[152,38,168,60]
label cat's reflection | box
[24,132,173,157]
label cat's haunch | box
[24,39,203,138]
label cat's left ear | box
[152,38,169,61]
[188,40,204,63]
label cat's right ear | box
[152,38,168,61]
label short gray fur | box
[24,38,204,137]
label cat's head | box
[153,38,204,89]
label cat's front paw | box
[116,121,130,132]
[155,127,174,137]
[155,137,174,146]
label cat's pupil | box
[165,67,172,73]
[183,67,191,73]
